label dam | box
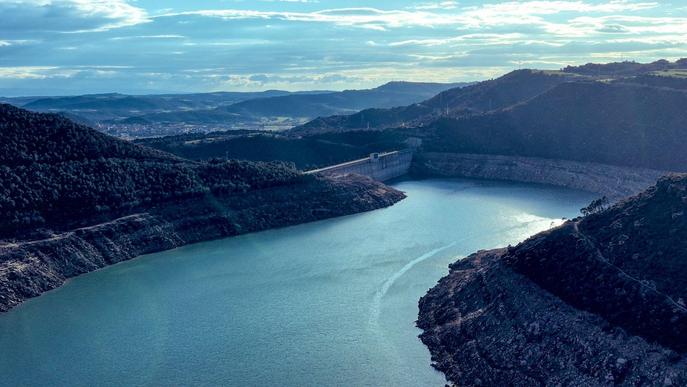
[306,150,413,182]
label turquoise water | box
[0,179,592,386]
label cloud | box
[0,66,77,79]
[156,7,454,31]
[409,1,460,10]
[1,0,685,95]
[597,24,631,33]
[389,33,527,47]
[0,65,134,80]
[244,72,358,85]
[110,35,186,41]
[0,0,149,34]
[157,2,661,32]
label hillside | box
[135,130,408,170]
[292,70,576,134]
[418,174,687,386]
[421,80,687,171]
[289,59,687,174]
[0,104,405,311]
[0,103,175,167]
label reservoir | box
[0,179,592,386]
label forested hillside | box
[0,104,174,166]
[418,174,687,385]
[0,103,405,312]
[136,130,408,170]
[0,104,400,238]
[423,81,687,171]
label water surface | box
[0,179,592,386]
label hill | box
[0,104,404,311]
[293,58,687,138]
[292,70,575,134]
[135,130,408,170]
[418,174,687,385]
[4,82,463,138]
[287,59,687,174]
[420,80,687,171]
[0,103,175,167]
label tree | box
[581,196,610,216]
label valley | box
[2,58,687,387]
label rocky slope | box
[418,174,687,386]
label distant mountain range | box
[114,82,468,130]
[142,59,687,174]
[1,81,467,138]
[1,90,324,120]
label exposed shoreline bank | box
[412,152,666,200]
[0,152,670,315]
[0,175,405,313]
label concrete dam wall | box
[307,150,413,182]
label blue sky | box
[1,0,686,95]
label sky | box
[0,0,686,96]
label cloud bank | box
[0,0,685,95]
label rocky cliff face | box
[418,174,687,386]
[414,152,666,200]
[0,174,404,312]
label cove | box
[0,178,593,386]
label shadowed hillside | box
[136,130,408,170]
[293,70,576,134]
[422,80,687,171]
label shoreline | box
[1,152,667,315]
[412,152,667,200]
[0,174,405,313]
